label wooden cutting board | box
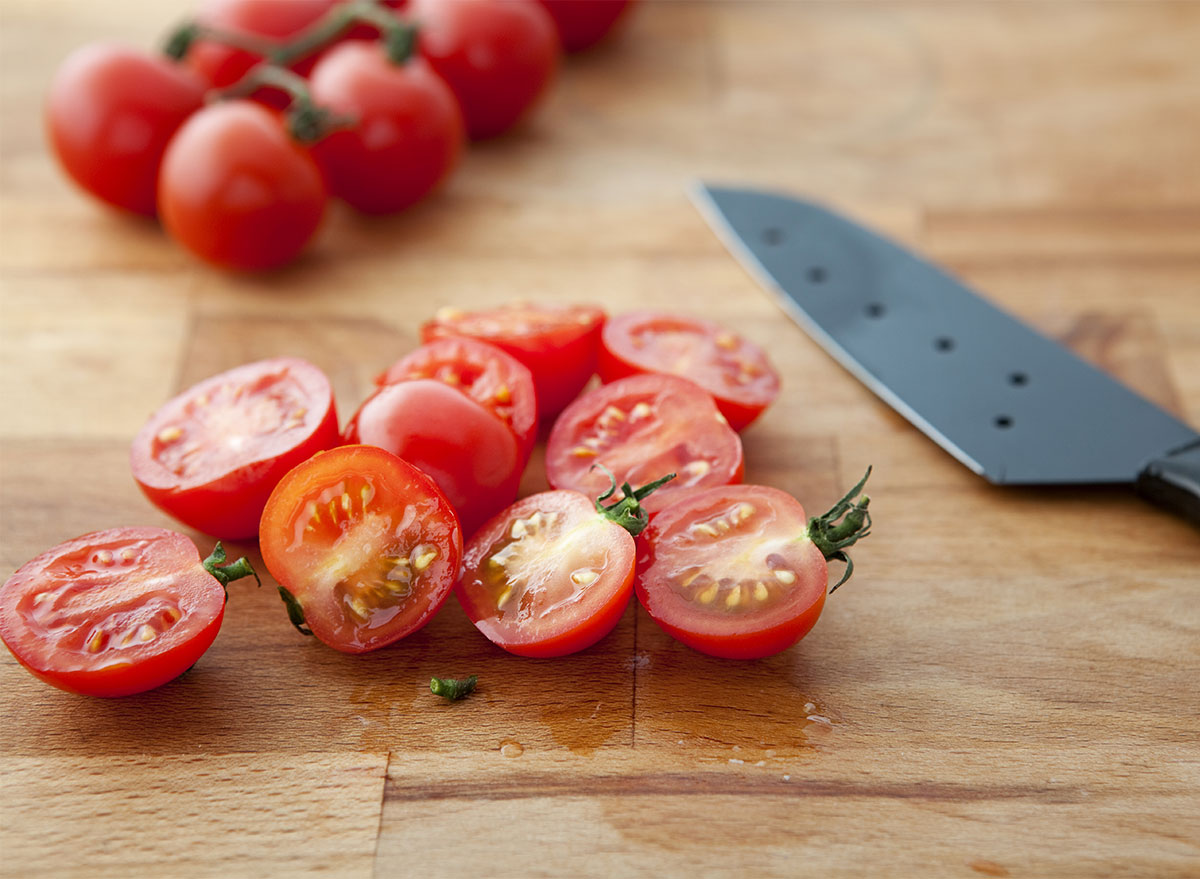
[2,2,1198,876]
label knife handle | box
[1135,439,1200,527]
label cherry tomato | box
[537,0,635,52]
[598,311,781,431]
[259,445,462,653]
[130,357,340,540]
[45,44,206,217]
[157,101,328,271]
[636,475,872,660]
[0,528,257,697]
[345,379,523,536]
[421,302,605,417]
[412,0,560,139]
[546,373,744,515]
[376,337,537,458]
[457,481,657,657]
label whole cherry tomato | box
[46,44,206,217]
[157,101,328,271]
[309,42,463,214]
[412,0,560,139]
[537,0,635,53]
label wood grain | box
[2,1,1200,877]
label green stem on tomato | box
[806,466,873,593]
[201,542,261,602]
[593,465,675,538]
[430,675,478,701]
[278,586,314,637]
[213,63,356,144]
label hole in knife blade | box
[865,302,885,318]
[994,415,1013,429]
[934,336,955,352]
[807,266,827,283]
[1008,371,1029,386]
[763,227,784,246]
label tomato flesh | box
[0,528,227,697]
[537,0,635,52]
[636,486,827,659]
[456,491,634,657]
[599,311,781,431]
[545,373,744,514]
[131,357,339,540]
[259,445,463,653]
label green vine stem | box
[806,467,873,593]
[430,675,478,701]
[593,465,675,538]
[201,542,260,602]
[213,63,356,143]
[277,586,313,637]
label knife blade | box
[692,182,1200,525]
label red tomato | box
[636,476,872,659]
[157,101,328,271]
[546,373,744,515]
[412,0,560,139]
[345,379,523,536]
[0,528,257,697]
[130,357,339,540]
[599,311,781,431]
[537,0,635,52]
[45,44,206,217]
[376,338,537,458]
[259,445,462,653]
[421,302,605,417]
[456,488,642,657]
[309,44,463,214]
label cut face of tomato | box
[421,302,605,417]
[0,528,230,697]
[598,311,780,431]
[376,337,537,459]
[545,373,743,515]
[130,357,339,539]
[456,490,635,657]
[636,486,830,659]
[259,445,462,653]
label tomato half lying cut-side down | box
[598,311,781,431]
[0,528,258,697]
[545,373,743,515]
[456,473,671,657]
[259,445,463,654]
[636,471,872,660]
[131,357,340,540]
[376,337,538,459]
[421,302,605,417]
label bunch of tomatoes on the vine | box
[46,0,637,271]
[0,303,873,697]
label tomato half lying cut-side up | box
[456,473,672,657]
[598,311,781,431]
[421,302,605,417]
[0,528,258,697]
[259,445,462,653]
[131,357,340,540]
[636,471,872,660]
[545,373,743,515]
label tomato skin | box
[259,445,463,653]
[636,485,828,660]
[412,0,560,139]
[345,379,524,536]
[599,311,781,431]
[157,101,328,271]
[130,357,340,540]
[0,528,227,697]
[309,44,464,214]
[545,373,744,515]
[421,302,605,417]
[537,0,635,53]
[45,44,206,217]
[456,490,635,657]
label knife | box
[692,183,1200,526]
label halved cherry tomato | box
[537,0,635,53]
[46,44,206,217]
[455,473,667,657]
[259,445,462,653]
[376,337,538,459]
[345,379,523,536]
[636,474,871,659]
[421,302,605,417]
[546,373,743,514]
[598,311,781,431]
[0,528,257,697]
[157,100,328,272]
[130,357,339,540]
